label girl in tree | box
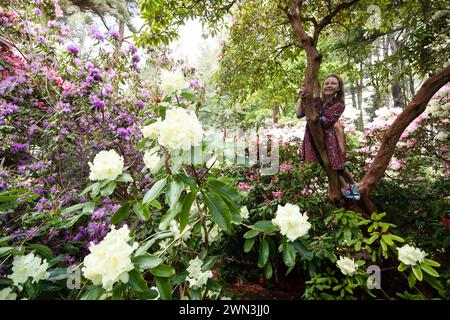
[295,74,360,200]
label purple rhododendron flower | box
[66,44,79,55]
[89,95,105,110]
[90,27,105,41]
[109,30,120,39]
[33,8,42,16]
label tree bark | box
[359,65,450,205]
[286,0,359,202]
[272,104,279,124]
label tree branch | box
[359,64,450,195]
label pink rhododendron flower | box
[272,190,283,199]
[279,163,293,171]
[238,182,251,192]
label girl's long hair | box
[322,73,345,104]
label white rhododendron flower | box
[143,151,161,173]
[82,225,138,291]
[186,257,213,289]
[0,287,17,300]
[240,206,250,219]
[158,108,204,150]
[88,150,124,181]
[397,244,426,266]
[169,220,191,241]
[8,253,50,288]
[435,132,448,141]
[141,120,161,139]
[336,256,358,276]
[160,69,188,95]
[272,203,311,242]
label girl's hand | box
[299,84,306,96]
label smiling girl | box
[295,74,360,200]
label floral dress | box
[301,97,345,170]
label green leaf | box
[142,178,167,205]
[174,173,197,190]
[412,265,423,281]
[148,199,162,209]
[171,271,188,286]
[180,90,196,101]
[111,202,132,224]
[180,192,195,232]
[206,278,222,292]
[155,277,172,300]
[202,256,219,271]
[166,178,184,208]
[81,286,105,300]
[398,263,408,272]
[206,180,240,203]
[150,265,175,277]
[203,193,232,234]
[244,238,256,253]
[283,239,296,267]
[257,238,269,268]
[243,229,259,239]
[133,255,162,270]
[159,201,182,230]
[251,220,277,233]
[133,201,150,221]
[363,234,378,245]
[79,184,95,197]
[408,272,417,288]
[264,261,273,279]
[82,202,95,214]
[423,274,446,298]
[135,238,156,257]
[100,181,117,196]
[128,270,148,292]
[116,173,133,183]
[0,246,14,257]
[293,239,313,261]
[29,244,53,260]
[61,203,87,215]
[381,234,394,246]
[420,264,439,277]
[424,258,440,268]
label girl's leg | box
[339,167,356,185]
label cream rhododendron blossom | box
[141,120,161,139]
[8,253,50,288]
[88,150,124,181]
[0,287,17,300]
[435,132,448,141]
[272,203,311,242]
[186,257,213,289]
[143,151,161,173]
[397,244,426,266]
[82,225,138,291]
[160,69,188,95]
[240,206,250,219]
[158,108,204,150]
[336,256,358,276]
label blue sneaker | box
[341,186,354,199]
[351,184,360,201]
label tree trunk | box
[388,33,405,108]
[357,65,364,130]
[272,105,279,124]
[359,65,450,209]
[288,0,340,202]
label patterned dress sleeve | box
[319,101,345,128]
